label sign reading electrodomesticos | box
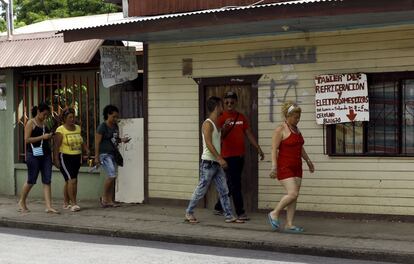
[315,73,369,125]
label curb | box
[0,218,412,263]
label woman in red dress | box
[268,102,314,233]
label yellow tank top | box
[56,125,83,155]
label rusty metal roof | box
[0,32,103,68]
[60,0,342,32]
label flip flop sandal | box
[284,226,304,234]
[17,208,30,213]
[45,208,60,214]
[268,213,281,231]
[185,213,199,223]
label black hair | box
[103,104,119,120]
[206,96,222,113]
[31,102,51,118]
[61,107,76,122]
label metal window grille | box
[328,72,414,156]
[16,70,99,162]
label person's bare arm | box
[94,133,102,166]
[302,147,315,173]
[24,120,52,144]
[270,125,284,178]
[53,133,63,168]
[202,121,227,169]
[245,128,264,160]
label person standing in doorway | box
[18,102,59,214]
[213,91,265,221]
[185,96,244,224]
[54,107,90,212]
[268,101,314,233]
[95,105,130,208]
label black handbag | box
[111,141,124,167]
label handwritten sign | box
[0,97,5,110]
[315,73,369,125]
[100,46,138,88]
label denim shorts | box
[26,152,52,185]
[100,153,117,178]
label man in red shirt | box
[214,91,265,220]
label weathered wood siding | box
[148,25,414,215]
[129,0,288,16]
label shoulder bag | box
[31,124,45,157]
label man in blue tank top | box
[185,96,244,224]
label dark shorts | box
[26,152,52,185]
[59,153,81,181]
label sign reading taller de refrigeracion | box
[315,73,369,125]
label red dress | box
[277,124,305,180]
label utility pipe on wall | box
[0,0,13,39]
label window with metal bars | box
[16,70,100,162]
[327,72,414,156]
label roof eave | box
[62,0,414,42]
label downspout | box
[0,0,13,40]
[122,0,128,17]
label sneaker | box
[225,217,244,223]
[237,214,250,221]
[70,205,81,212]
[213,210,224,216]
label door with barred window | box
[198,75,260,212]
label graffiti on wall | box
[262,65,310,122]
[237,46,317,122]
[237,46,316,68]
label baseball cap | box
[224,91,238,100]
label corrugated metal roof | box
[0,32,103,68]
[60,0,342,32]
[5,13,124,35]
[0,13,143,51]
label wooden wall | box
[147,24,414,215]
[129,0,287,16]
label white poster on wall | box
[100,46,138,88]
[115,118,144,203]
[0,97,6,110]
[315,73,369,125]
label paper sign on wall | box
[0,97,6,110]
[315,73,369,125]
[100,46,138,88]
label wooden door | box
[202,81,259,212]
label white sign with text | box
[100,46,138,88]
[315,73,369,125]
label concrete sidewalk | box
[0,196,413,263]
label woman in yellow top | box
[54,108,89,212]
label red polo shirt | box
[218,111,249,158]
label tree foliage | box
[1,0,119,32]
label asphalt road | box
[0,227,393,264]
